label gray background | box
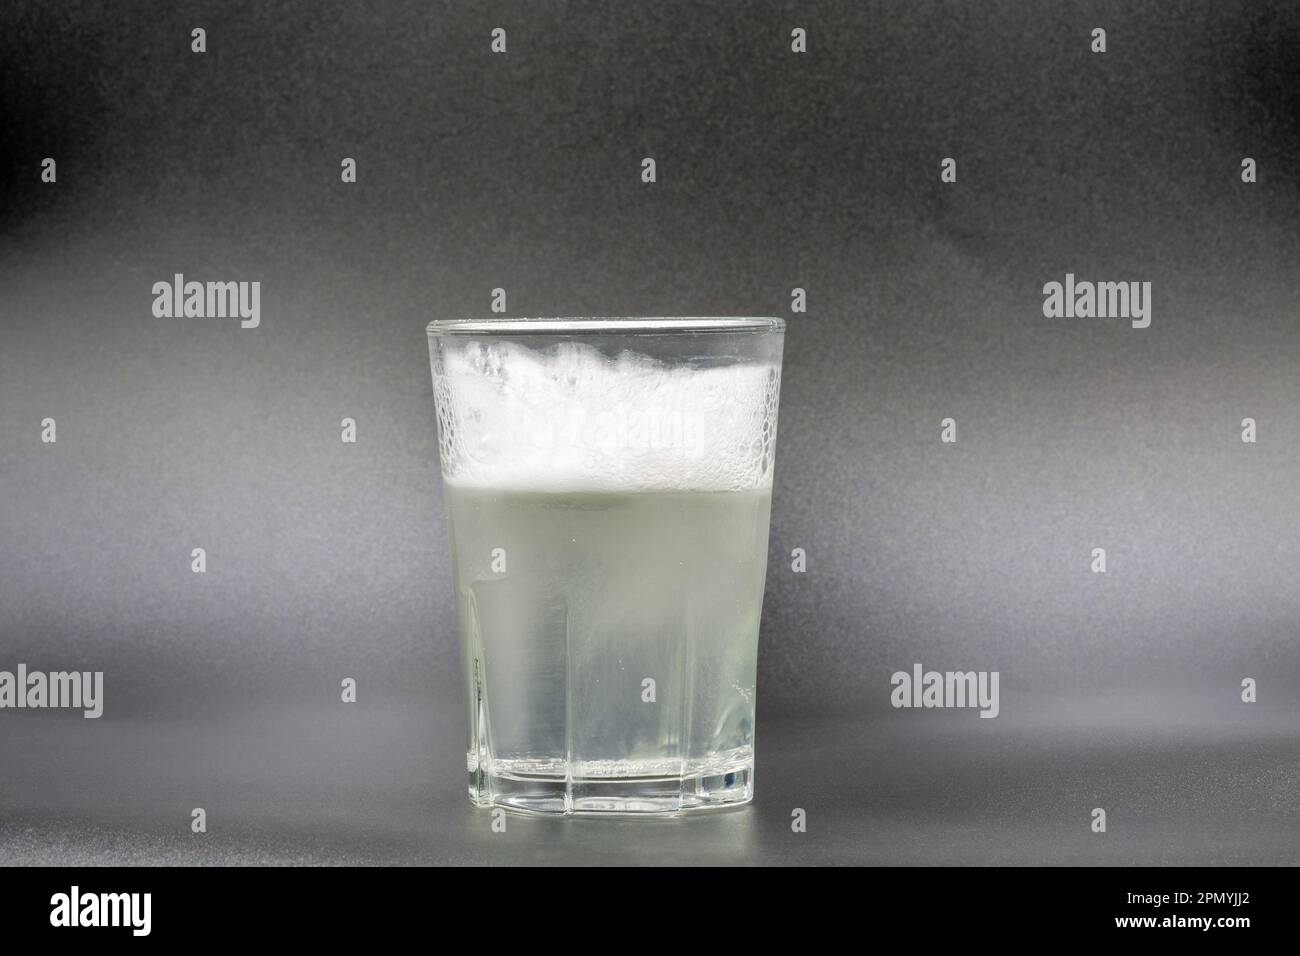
[1,1,1297,864]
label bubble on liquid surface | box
[433,340,781,492]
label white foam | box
[432,340,780,492]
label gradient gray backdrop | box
[1,1,1297,864]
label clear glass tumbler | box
[426,317,785,814]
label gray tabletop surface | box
[2,691,1295,866]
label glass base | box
[468,757,754,815]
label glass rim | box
[426,316,785,336]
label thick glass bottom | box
[468,753,754,815]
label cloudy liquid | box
[445,482,772,813]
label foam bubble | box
[432,340,780,492]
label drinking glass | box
[427,317,785,813]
